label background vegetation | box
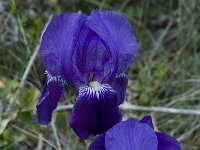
[0,0,200,149]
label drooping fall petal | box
[111,73,128,105]
[36,74,65,124]
[70,84,122,139]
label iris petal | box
[88,133,106,150]
[40,13,87,91]
[156,132,181,150]
[111,73,128,105]
[139,115,154,129]
[105,118,158,150]
[36,74,65,124]
[86,10,138,82]
[89,116,181,150]
[70,84,122,139]
[74,26,112,84]
[140,116,181,150]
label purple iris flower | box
[36,10,138,139]
[89,115,181,150]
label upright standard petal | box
[36,74,65,124]
[139,115,154,129]
[88,134,106,150]
[139,115,181,150]
[86,10,138,82]
[111,73,128,105]
[156,132,181,150]
[105,118,158,150]
[70,83,122,139]
[40,13,87,91]
[73,26,112,84]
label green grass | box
[0,0,200,149]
